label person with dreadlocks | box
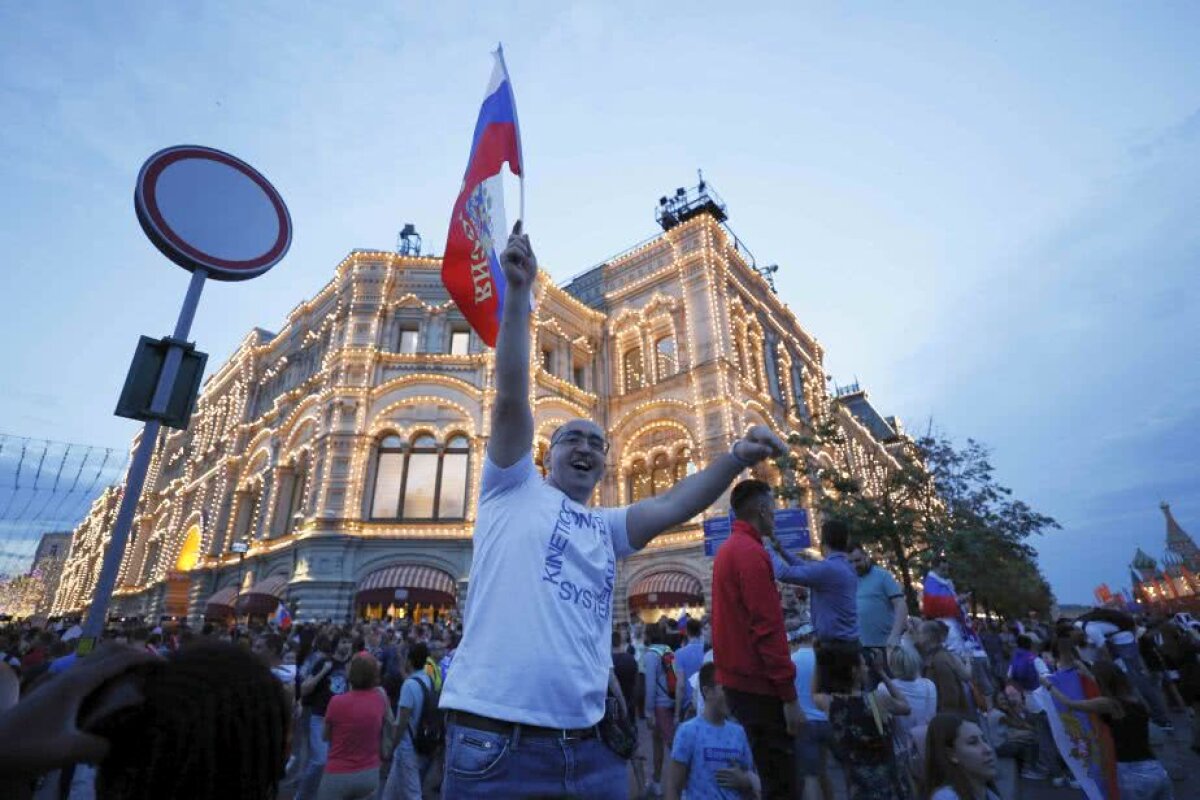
[85,641,289,800]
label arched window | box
[732,333,746,377]
[402,433,440,518]
[371,433,471,521]
[674,447,694,483]
[437,435,470,519]
[284,453,307,532]
[628,447,694,503]
[623,346,645,393]
[651,453,673,496]
[370,436,405,519]
[655,335,677,379]
[232,483,261,544]
[628,459,652,502]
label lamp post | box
[231,539,249,622]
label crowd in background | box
[1,556,1199,800]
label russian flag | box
[273,602,292,631]
[442,46,523,347]
[921,570,960,619]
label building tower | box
[1162,502,1200,571]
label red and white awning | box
[630,571,702,599]
[206,586,238,607]
[358,564,456,595]
[243,574,289,599]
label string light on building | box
[52,180,911,625]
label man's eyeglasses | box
[551,430,610,454]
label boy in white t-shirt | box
[437,224,785,799]
[666,662,761,799]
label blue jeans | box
[381,738,429,800]
[296,714,329,800]
[1116,760,1174,800]
[794,720,833,777]
[440,720,626,799]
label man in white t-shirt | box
[438,223,784,799]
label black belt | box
[450,710,597,740]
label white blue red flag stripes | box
[921,570,959,619]
[442,46,524,347]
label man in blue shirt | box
[673,618,706,724]
[766,519,858,660]
[849,544,908,669]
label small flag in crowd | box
[273,602,292,631]
[921,570,959,619]
[441,45,524,347]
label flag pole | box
[496,42,524,224]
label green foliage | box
[773,409,1058,619]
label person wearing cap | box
[438,224,786,798]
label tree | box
[0,570,46,619]
[774,409,946,610]
[919,434,1059,618]
[774,412,1059,620]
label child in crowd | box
[665,662,760,800]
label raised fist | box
[500,220,537,292]
[732,424,786,465]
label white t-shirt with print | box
[439,452,636,728]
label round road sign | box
[135,145,292,281]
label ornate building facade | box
[53,189,908,625]
[1127,503,1200,611]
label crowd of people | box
[1,225,1198,800]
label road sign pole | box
[82,269,208,638]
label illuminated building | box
[53,182,909,625]
[1127,503,1200,611]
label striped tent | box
[628,570,703,609]
[234,574,289,616]
[355,564,457,608]
[204,585,238,620]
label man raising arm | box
[438,224,785,800]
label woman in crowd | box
[813,648,912,799]
[881,643,938,737]
[318,651,393,800]
[922,714,1000,800]
[1041,660,1174,799]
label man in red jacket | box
[712,479,802,800]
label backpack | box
[408,672,445,757]
[658,650,677,697]
[1010,650,1039,692]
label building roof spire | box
[1162,502,1195,547]
[1132,547,1158,571]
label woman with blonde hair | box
[879,644,938,736]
